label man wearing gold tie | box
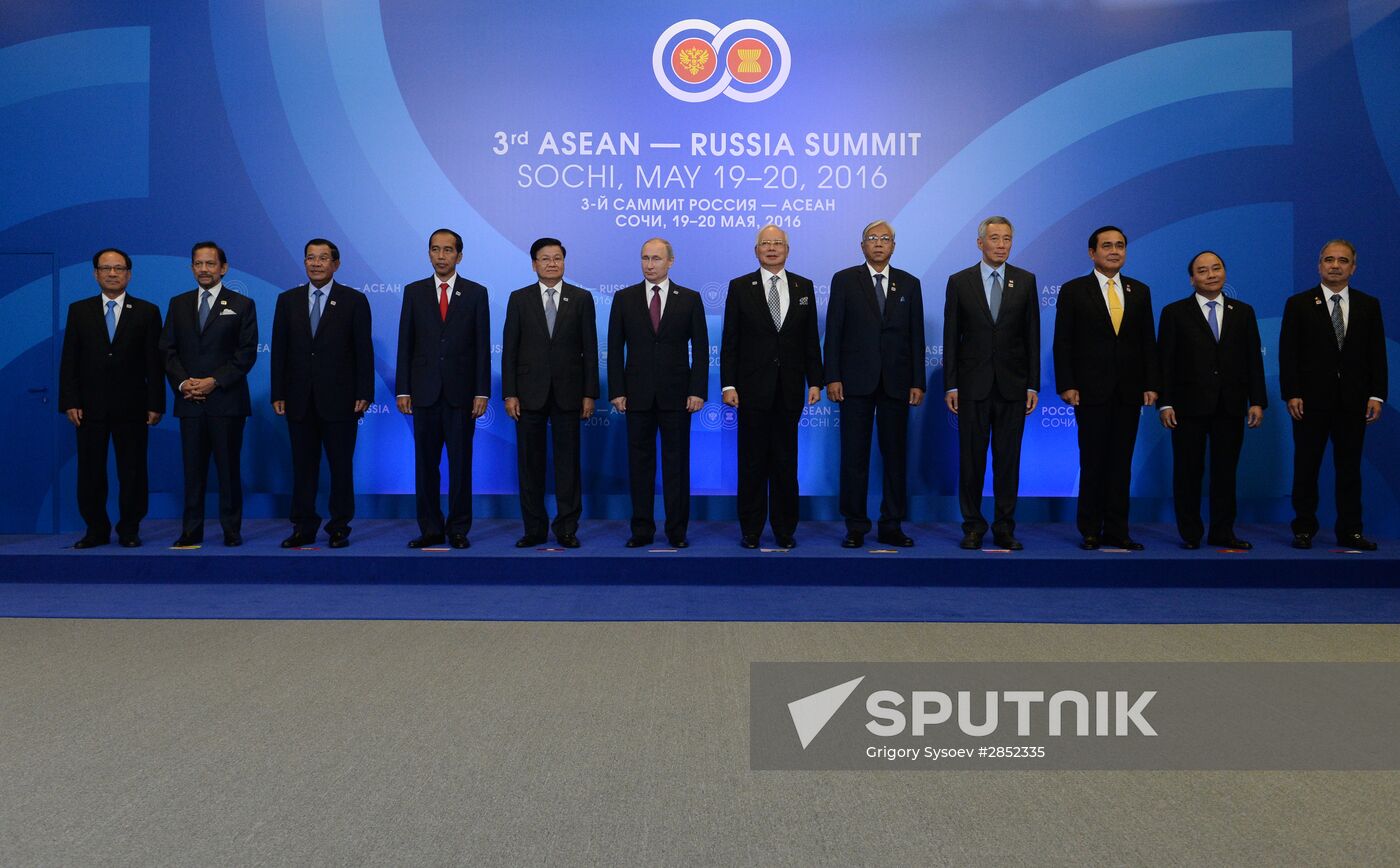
[1051,226,1159,550]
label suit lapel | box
[109,298,136,346]
[969,268,994,326]
[534,284,556,342]
[658,285,681,333]
[755,271,781,333]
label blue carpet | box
[2,520,1396,622]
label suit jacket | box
[1157,295,1268,416]
[160,286,258,418]
[1052,273,1158,404]
[501,281,599,412]
[270,281,374,422]
[1278,285,1388,409]
[607,281,708,410]
[59,294,165,421]
[395,275,491,407]
[822,264,925,398]
[720,270,824,409]
[942,263,1040,401]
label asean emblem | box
[653,19,791,103]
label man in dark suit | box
[502,237,599,549]
[395,228,491,549]
[607,237,708,548]
[721,225,824,549]
[59,248,165,548]
[824,220,926,548]
[1052,226,1159,550]
[1279,239,1388,550]
[942,216,1039,551]
[270,238,374,549]
[160,241,258,547]
[1157,251,1267,549]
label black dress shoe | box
[408,534,446,549]
[1207,536,1252,550]
[877,531,915,548]
[1292,533,1313,550]
[992,534,1024,551]
[740,535,759,549]
[1103,537,1144,551]
[959,532,984,550]
[668,538,689,549]
[557,534,581,549]
[449,533,470,549]
[1181,540,1201,550]
[625,535,654,548]
[73,536,109,549]
[1079,535,1100,551]
[328,530,350,549]
[281,532,316,549]
[223,534,242,547]
[173,534,202,548]
[516,535,547,548]
[118,535,142,548]
[1338,533,1378,551]
[775,535,797,549]
[841,533,864,549]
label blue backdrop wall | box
[3,0,1398,533]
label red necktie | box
[439,282,449,321]
[649,286,661,332]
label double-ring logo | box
[653,19,791,103]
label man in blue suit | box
[160,241,258,547]
[395,228,490,549]
[270,238,374,549]
[823,220,926,549]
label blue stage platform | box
[2,520,1397,623]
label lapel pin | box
[1227,304,1234,310]
[1314,298,1322,305]
[1007,280,1015,288]
[125,303,132,309]
[455,291,461,297]
[329,299,337,306]
[220,299,228,306]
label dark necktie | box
[1331,294,1345,349]
[989,271,1002,320]
[873,273,885,316]
[198,290,212,330]
[650,285,661,333]
[768,274,781,329]
[311,289,324,336]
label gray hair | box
[1319,238,1356,261]
[977,216,1014,240]
[861,219,895,240]
[755,225,788,245]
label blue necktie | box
[1206,300,1219,342]
[311,289,323,335]
[105,299,117,341]
[989,271,1003,320]
[198,290,212,330]
[545,287,557,336]
[873,273,885,316]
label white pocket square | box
[219,308,238,316]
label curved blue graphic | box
[1349,0,1400,198]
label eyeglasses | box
[96,265,129,273]
[304,254,334,264]
[535,255,564,264]
[863,234,893,243]
[757,241,787,249]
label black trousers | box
[516,392,582,539]
[1291,400,1367,539]
[413,401,475,536]
[958,392,1026,536]
[75,418,148,538]
[838,388,909,536]
[286,395,358,536]
[1171,410,1245,543]
[626,403,691,541]
[179,415,245,538]
[1073,399,1142,539]
[737,397,803,538]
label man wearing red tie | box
[395,229,491,549]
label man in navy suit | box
[824,220,926,549]
[270,238,374,549]
[502,237,599,549]
[1279,239,1388,550]
[58,248,165,548]
[1157,251,1267,549]
[721,225,824,549]
[395,228,490,549]
[1053,226,1159,550]
[160,241,258,547]
[942,216,1040,551]
[607,237,708,548]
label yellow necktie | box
[1106,278,1123,334]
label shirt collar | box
[436,273,457,290]
[200,283,223,300]
[1325,285,1349,301]
[100,291,127,308]
[1093,270,1121,290]
[866,264,889,281]
[647,278,670,293]
[1194,292,1224,308]
[980,260,1005,282]
[539,280,563,294]
[760,267,787,283]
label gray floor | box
[3,619,1398,867]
